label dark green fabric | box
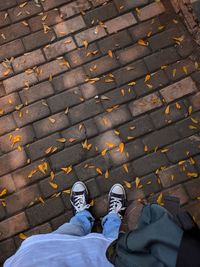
[114,204,183,267]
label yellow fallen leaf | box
[11,135,22,147]
[83,40,88,48]
[187,172,198,178]
[172,69,176,77]
[123,164,128,173]
[61,165,72,174]
[119,143,124,153]
[106,142,115,148]
[63,189,71,194]
[144,145,148,152]
[0,188,7,197]
[56,138,66,143]
[128,81,136,86]
[165,105,170,114]
[138,39,148,46]
[105,170,109,178]
[145,74,151,82]
[157,193,164,205]
[49,181,58,189]
[191,118,198,124]
[38,162,48,174]
[189,125,197,130]
[123,180,132,189]
[101,148,107,156]
[188,106,193,115]
[18,233,27,240]
[90,199,94,206]
[38,196,45,204]
[48,117,56,123]
[175,102,181,109]
[108,50,113,58]
[96,167,103,175]
[50,171,55,180]
[135,177,141,188]
[182,66,188,74]
[28,169,37,178]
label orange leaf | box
[0,188,7,197]
[108,50,113,58]
[123,164,128,173]
[101,148,108,156]
[38,162,48,174]
[165,105,170,114]
[61,165,72,174]
[145,74,151,82]
[96,167,103,175]
[135,177,141,188]
[119,143,124,153]
[123,180,132,189]
[105,170,109,178]
[18,233,27,240]
[157,193,164,205]
[138,39,148,46]
[49,181,58,189]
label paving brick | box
[114,60,148,86]
[108,146,129,167]
[116,44,151,65]
[142,125,180,152]
[132,151,169,176]
[164,59,196,82]
[106,13,137,34]
[175,112,200,138]
[98,30,132,54]
[144,47,180,72]
[20,81,54,105]
[129,93,162,117]
[114,0,149,12]
[0,82,5,97]
[160,77,197,103]
[0,149,27,176]
[34,112,70,138]
[54,16,86,38]
[86,178,100,198]
[125,138,145,161]
[28,9,63,32]
[0,174,15,194]
[0,114,16,136]
[61,124,86,147]
[13,100,50,127]
[0,63,14,80]
[189,92,200,112]
[166,135,200,163]
[100,85,136,110]
[150,100,188,129]
[5,184,41,215]
[129,17,161,41]
[8,0,42,22]
[80,77,116,99]
[12,49,46,73]
[49,143,86,170]
[91,194,108,218]
[14,222,52,248]
[117,114,154,142]
[75,25,107,47]
[26,197,65,227]
[0,22,30,45]
[0,92,21,114]
[3,72,38,94]
[83,118,98,138]
[192,71,200,85]
[0,0,17,11]
[159,160,197,188]
[137,2,165,21]
[60,0,91,19]
[134,70,169,97]
[40,171,77,198]
[84,2,118,26]
[95,106,132,132]
[42,0,71,11]
[12,160,50,189]
[48,87,83,114]
[69,98,103,124]
[27,133,64,161]
[0,212,28,240]
[184,201,200,223]
[37,59,69,82]
[61,192,72,210]
[51,211,73,230]
[148,27,182,52]
[53,67,86,92]
[0,125,35,153]
[66,43,100,68]
[177,34,197,58]
[85,55,119,77]
[164,184,189,206]
[43,37,76,60]
[91,0,108,7]
[140,173,162,197]
[0,238,16,264]
[0,39,25,61]
[184,177,200,200]
[0,11,11,28]
[74,155,110,181]
[23,30,56,51]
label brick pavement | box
[0,0,200,263]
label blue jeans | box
[54,210,121,239]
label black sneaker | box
[70,181,90,213]
[108,184,126,218]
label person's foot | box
[70,181,90,213]
[108,184,126,218]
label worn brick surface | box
[1,0,200,261]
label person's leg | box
[54,181,94,236]
[102,184,126,239]
[54,210,94,236]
